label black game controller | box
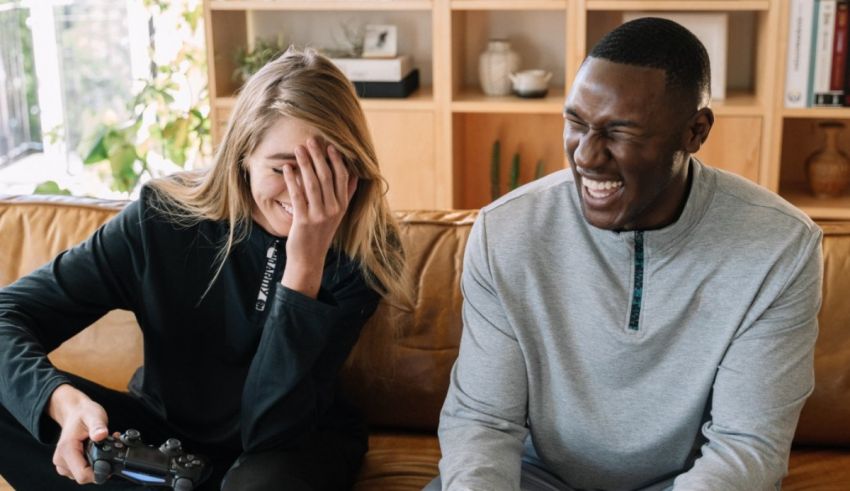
[85,429,210,491]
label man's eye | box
[566,119,588,131]
[272,168,283,175]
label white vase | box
[479,39,520,96]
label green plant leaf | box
[82,130,109,164]
[509,153,520,191]
[490,140,501,201]
[108,143,139,192]
[535,159,545,180]
[33,180,72,196]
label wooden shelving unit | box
[203,0,850,217]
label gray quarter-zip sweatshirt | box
[438,160,822,491]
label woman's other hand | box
[281,138,358,298]
[47,383,109,484]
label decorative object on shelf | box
[362,24,398,58]
[491,140,501,201]
[805,121,850,198]
[329,55,413,82]
[623,12,727,100]
[509,69,552,98]
[508,153,520,191]
[490,140,548,201]
[479,39,520,96]
[233,35,286,82]
[353,69,420,98]
[336,19,366,58]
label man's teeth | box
[584,178,623,191]
[279,202,293,215]
[584,178,623,199]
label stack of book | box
[785,0,850,108]
[330,55,419,98]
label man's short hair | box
[588,17,711,107]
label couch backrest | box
[1,196,848,445]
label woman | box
[0,48,410,490]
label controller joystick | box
[85,429,210,490]
[160,438,183,456]
[92,460,112,484]
[120,428,141,446]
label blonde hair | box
[148,47,411,307]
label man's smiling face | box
[564,57,693,231]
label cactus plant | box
[508,152,520,191]
[490,140,501,201]
[535,159,545,180]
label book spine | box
[832,0,849,90]
[807,0,822,106]
[846,8,850,105]
[786,0,816,107]
[813,0,837,100]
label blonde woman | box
[0,48,409,490]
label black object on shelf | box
[353,69,419,98]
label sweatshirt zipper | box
[627,231,645,331]
[254,239,281,311]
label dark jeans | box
[0,374,366,491]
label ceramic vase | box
[806,121,850,198]
[479,39,519,96]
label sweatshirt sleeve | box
[239,257,379,452]
[0,200,143,442]
[672,228,823,491]
[437,213,529,491]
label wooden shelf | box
[451,0,566,10]
[205,0,844,215]
[711,91,764,117]
[361,86,435,110]
[586,0,769,11]
[782,107,850,120]
[214,86,434,113]
[209,1,433,11]
[781,184,850,220]
[452,87,564,114]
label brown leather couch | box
[1,195,849,490]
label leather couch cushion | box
[0,196,141,391]
[784,447,850,490]
[794,222,850,446]
[339,211,475,431]
[354,432,440,490]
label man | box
[430,18,822,491]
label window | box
[0,0,40,168]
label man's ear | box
[683,107,714,153]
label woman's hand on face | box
[281,137,357,297]
[47,384,109,484]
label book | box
[329,55,413,82]
[786,0,816,107]
[832,0,848,91]
[813,0,838,104]
[353,69,419,98]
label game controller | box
[85,429,210,491]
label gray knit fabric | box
[438,160,822,491]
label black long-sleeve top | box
[0,187,379,452]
